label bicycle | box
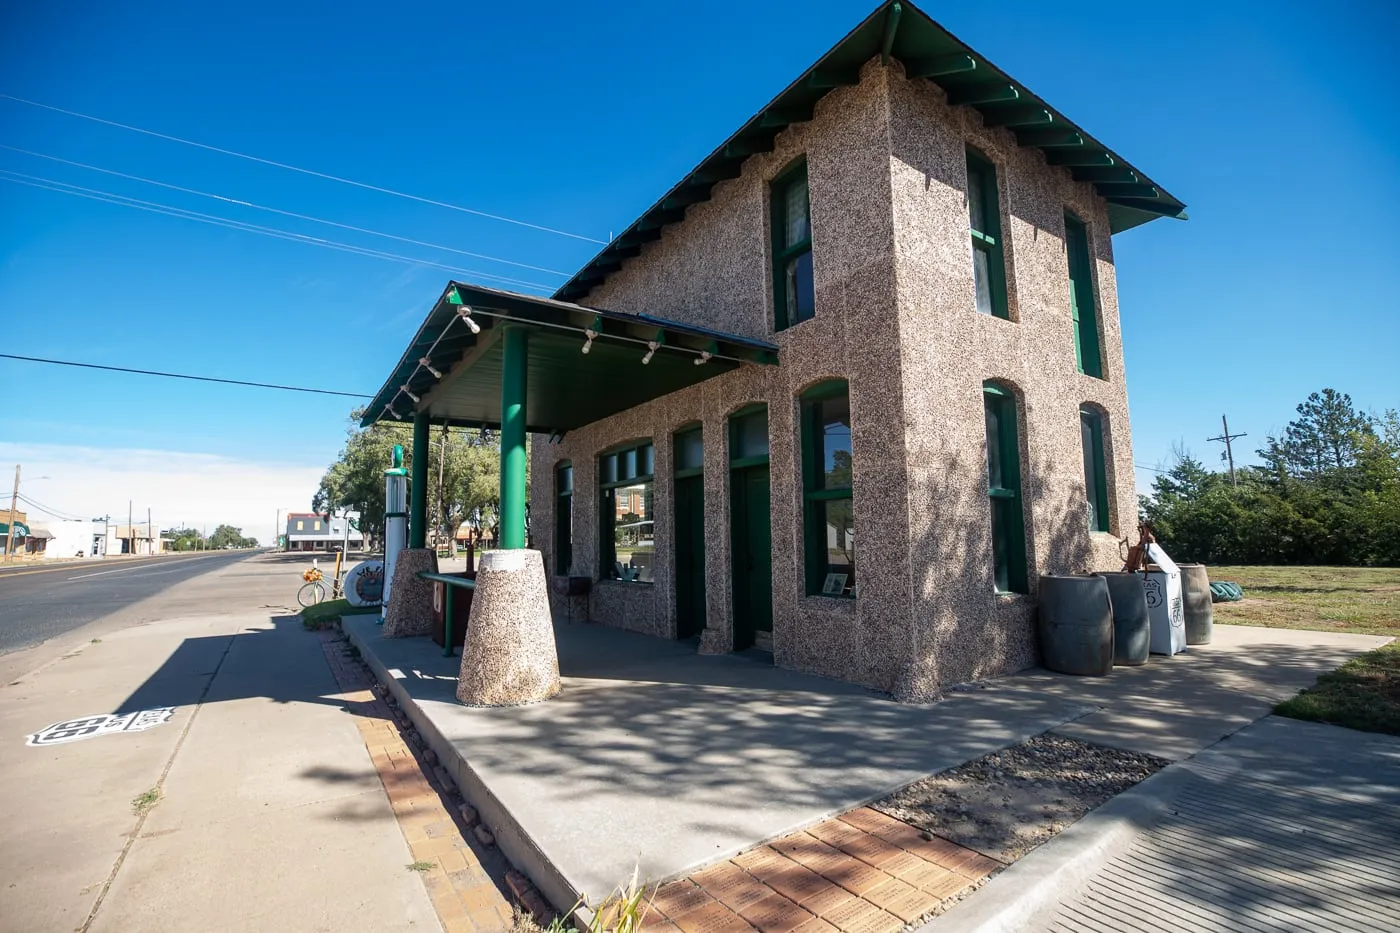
[297,553,345,608]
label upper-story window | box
[600,442,654,583]
[772,158,814,330]
[1065,213,1104,378]
[967,148,1009,319]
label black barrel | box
[1178,564,1214,645]
[1096,572,1151,666]
[1037,575,1114,676]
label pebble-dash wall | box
[530,56,1139,697]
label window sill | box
[597,578,655,588]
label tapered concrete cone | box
[456,549,561,706]
[382,548,438,637]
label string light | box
[693,351,712,366]
[386,404,402,420]
[458,307,481,334]
[420,357,443,379]
[402,387,421,404]
[642,340,660,365]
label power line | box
[0,353,371,398]
[16,493,86,522]
[1,145,571,278]
[0,92,608,244]
[0,171,554,292]
[1134,463,1168,474]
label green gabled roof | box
[555,0,1185,304]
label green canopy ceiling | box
[361,283,777,431]
[555,0,1185,304]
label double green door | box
[729,465,773,650]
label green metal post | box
[410,411,429,549]
[443,585,454,657]
[500,325,528,549]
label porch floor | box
[343,616,1087,908]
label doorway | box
[728,407,772,653]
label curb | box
[916,760,1204,933]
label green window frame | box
[1065,213,1103,378]
[1080,408,1110,533]
[771,158,814,330]
[800,381,855,597]
[729,405,770,468]
[983,383,1028,594]
[554,461,573,574]
[967,149,1009,319]
[599,441,655,583]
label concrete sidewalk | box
[0,555,441,932]
[932,715,1400,933]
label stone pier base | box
[457,550,560,706]
[382,548,438,638]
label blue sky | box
[2,0,1397,539]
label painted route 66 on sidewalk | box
[26,708,176,747]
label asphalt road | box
[0,551,256,654]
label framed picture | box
[822,573,848,596]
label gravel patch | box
[874,734,1166,863]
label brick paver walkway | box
[646,807,1003,933]
[319,632,521,933]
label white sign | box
[26,708,176,746]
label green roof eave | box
[360,282,778,432]
[555,0,1185,303]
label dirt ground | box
[874,734,1166,863]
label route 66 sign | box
[27,708,176,747]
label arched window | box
[801,381,854,596]
[984,382,1027,593]
[1080,407,1110,533]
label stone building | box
[363,0,1184,698]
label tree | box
[208,524,254,548]
[1259,389,1376,482]
[163,527,204,551]
[314,410,508,548]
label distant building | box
[284,512,364,552]
[103,524,159,556]
[28,520,107,559]
[0,507,28,556]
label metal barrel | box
[1178,564,1214,645]
[1096,572,1151,666]
[1036,574,1114,676]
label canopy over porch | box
[361,282,778,435]
[362,280,779,552]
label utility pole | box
[147,507,153,555]
[128,500,134,557]
[4,464,18,563]
[1208,414,1248,487]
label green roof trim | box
[360,283,778,431]
[555,0,1184,303]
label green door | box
[674,474,706,639]
[730,465,773,650]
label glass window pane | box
[817,395,852,489]
[640,443,654,477]
[990,497,1012,592]
[601,454,617,485]
[784,173,810,247]
[786,250,815,324]
[1082,413,1105,532]
[676,430,703,471]
[819,498,855,595]
[984,398,1004,490]
[621,449,637,480]
[610,481,654,583]
[973,246,993,315]
[733,410,769,459]
[557,464,572,495]
[967,164,987,233]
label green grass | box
[132,787,161,816]
[406,861,434,872]
[299,598,379,630]
[1275,642,1400,736]
[1210,565,1400,637]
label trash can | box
[430,573,475,649]
[1178,564,1214,645]
[1096,572,1151,666]
[1037,574,1114,676]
